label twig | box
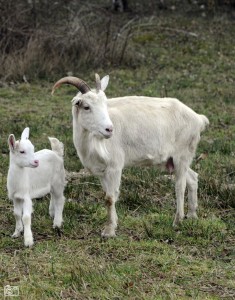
[158,26,198,37]
[119,27,131,64]
[130,22,199,38]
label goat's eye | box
[83,106,90,111]
[20,151,25,154]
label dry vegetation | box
[0,0,235,81]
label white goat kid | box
[52,74,209,238]
[7,127,66,247]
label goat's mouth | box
[30,163,39,168]
[99,131,112,139]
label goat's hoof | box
[49,210,55,218]
[54,226,63,237]
[53,217,63,229]
[101,227,116,238]
[12,231,22,238]
[24,238,34,247]
[53,223,62,229]
[186,212,198,219]
[173,214,184,227]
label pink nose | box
[105,125,113,133]
[34,160,39,165]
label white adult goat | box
[7,127,66,247]
[52,74,209,237]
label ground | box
[0,8,235,300]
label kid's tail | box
[48,137,64,157]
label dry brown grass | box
[1,0,234,82]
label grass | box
[0,10,235,300]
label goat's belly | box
[131,158,155,167]
[125,153,173,172]
[126,153,162,167]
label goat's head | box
[52,74,113,139]
[8,127,39,168]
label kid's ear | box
[21,127,30,140]
[8,134,16,152]
[100,75,109,92]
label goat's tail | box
[48,137,64,157]
[199,114,209,132]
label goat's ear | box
[8,134,16,152]
[21,127,30,140]
[72,97,82,107]
[100,75,109,92]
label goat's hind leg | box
[49,197,55,218]
[100,169,121,238]
[173,167,187,227]
[51,190,65,228]
[12,198,23,238]
[186,168,198,219]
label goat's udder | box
[166,157,174,173]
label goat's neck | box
[75,128,95,157]
[74,127,109,174]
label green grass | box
[0,11,235,300]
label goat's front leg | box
[22,195,34,247]
[102,194,118,237]
[186,168,198,219]
[12,198,23,238]
[100,168,122,238]
[173,170,187,226]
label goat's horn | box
[51,76,91,95]
[95,73,101,92]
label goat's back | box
[108,96,208,135]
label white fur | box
[7,127,66,247]
[67,75,209,237]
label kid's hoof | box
[24,237,34,247]
[186,212,198,219]
[12,230,22,238]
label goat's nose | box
[105,125,113,133]
[34,160,39,164]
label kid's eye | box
[83,106,90,111]
[20,151,25,154]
